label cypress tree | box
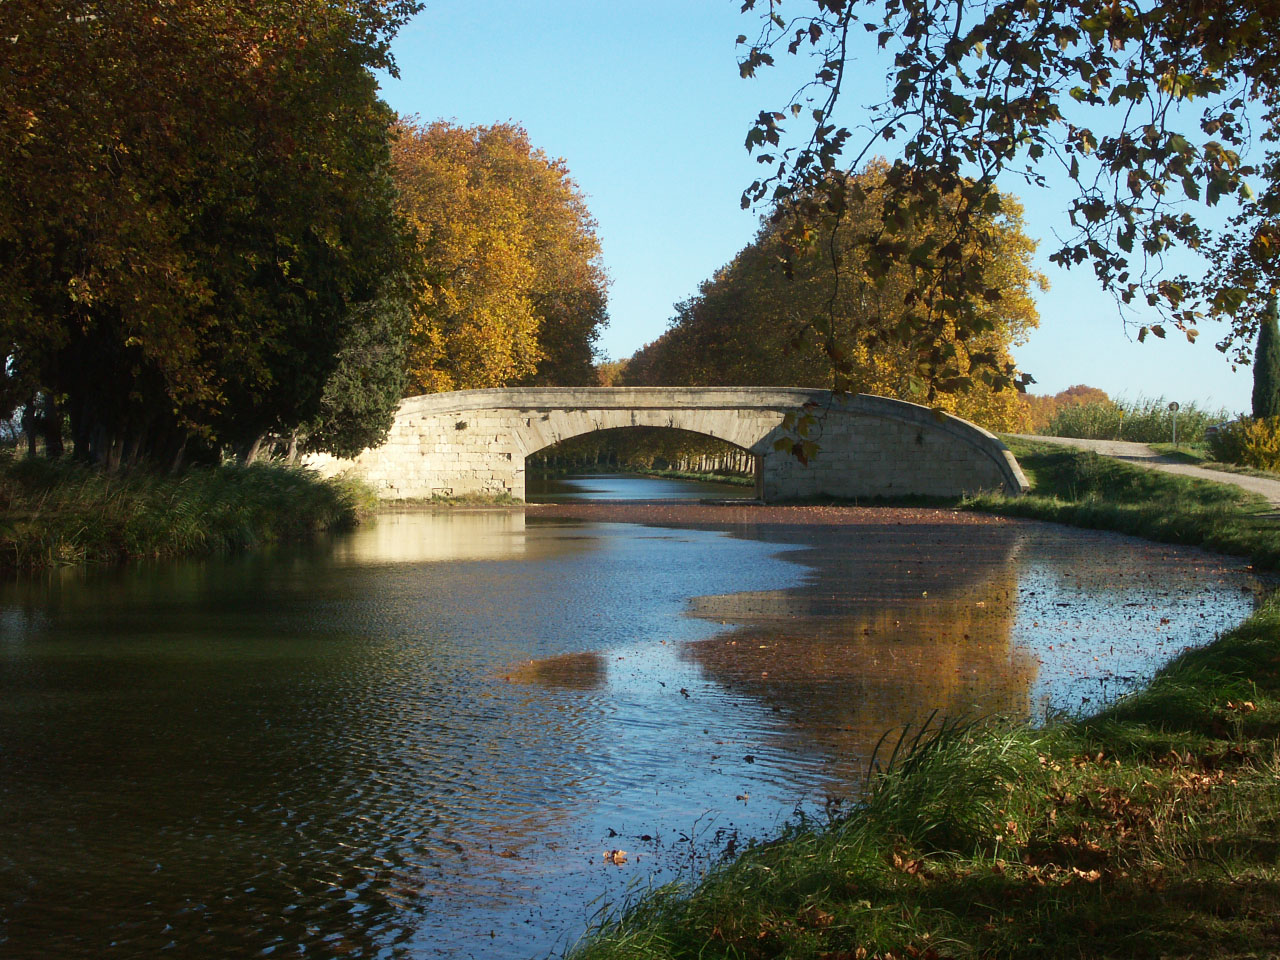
[1253,294,1280,419]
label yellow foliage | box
[623,162,1045,433]
[1208,417,1280,471]
[391,120,606,393]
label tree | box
[595,359,630,386]
[391,120,608,393]
[0,0,419,468]
[299,280,413,460]
[737,0,1280,394]
[1253,295,1280,419]
[623,163,1044,432]
[1021,384,1111,432]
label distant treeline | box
[528,428,754,479]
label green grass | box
[968,438,1280,569]
[419,491,523,505]
[570,596,1280,960]
[0,455,376,571]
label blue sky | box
[379,0,1255,414]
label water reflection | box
[526,472,750,502]
[682,524,1034,791]
[0,498,1262,960]
[332,508,538,564]
[505,650,608,690]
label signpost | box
[1169,401,1180,446]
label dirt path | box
[1011,433,1280,507]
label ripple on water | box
[0,505,1262,958]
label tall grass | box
[1044,396,1230,443]
[0,456,376,571]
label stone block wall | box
[305,387,1027,501]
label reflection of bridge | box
[309,387,1028,502]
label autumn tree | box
[0,0,418,468]
[623,164,1044,432]
[1021,384,1111,433]
[737,0,1280,393]
[391,121,608,393]
[595,359,630,386]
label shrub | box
[1208,416,1280,470]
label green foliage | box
[1208,416,1280,471]
[1253,295,1280,419]
[0,0,420,468]
[0,458,373,571]
[1044,396,1228,443]
[301,283,412,459]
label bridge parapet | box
[307,387,1028,502]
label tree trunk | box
[41,395,64,459]
[103,434,124,473]
[168,436,189,475]
[240,432,266,465]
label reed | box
[0,456,375,571]
[1044,396,1230,443]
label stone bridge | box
[308,387,1028,502]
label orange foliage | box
[1020,384,1111,433]
[622,163,1045,432]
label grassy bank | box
[967,437,1280,570]
[0,456,376,571]
[570,437,1280,960]
[571,595,1280,960]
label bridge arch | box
[307,387,1027,502]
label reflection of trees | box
[682,522,1036,786]
[504,650,606,690]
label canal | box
[0,475,1262,958]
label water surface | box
[526,472,749,501]
[0,486,1261,958]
